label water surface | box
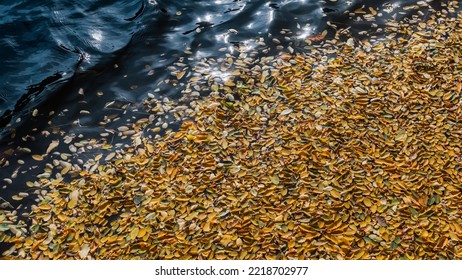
[0,0,454,255]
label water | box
[0,0,404,126]
[0,0,331,192]
[0,0,455,255]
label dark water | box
[1,0,442,130]
[0,0,455,254]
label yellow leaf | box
[67,199,77,209]
[176,71,186,80]
[185,211,198,221]
[368,7,377,15]
[61,165,71,175]
[269,175,280,184]
[236,238,243,246]
[67,190,79,209]
[363,198,372,207]
[130,227,139,240]
[105,152,116,161]
[138,227,148,239]
[203,222,211,232]
[449,232,459,241]
[239,250,248,259]
[354,250,365,259]
[46,140,59,154]
[287,221,294,230]
[32,154,44,161]
[38,204,52,211]
[395,130,407,142]
[330,189,341,199]
[224,79,235,87]
[220,235,233,246]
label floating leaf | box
[32,154,44,161]
[269,175,280,185]
[67,190,79,209]
[409,207,419,217]
[330,189,341,199]
[176,71,186,80]
[46,140,59,154]
[368,234,382,242]
[78,244,90,259]
[220,235,233,246]
[395,130,407,142]
[280,108,293,116]
[376,216,387,227]
[363,198,372,207]
[138,227,148,239]
[130,227,139,240]
[185,212,198,221]
[428,194,440,206]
